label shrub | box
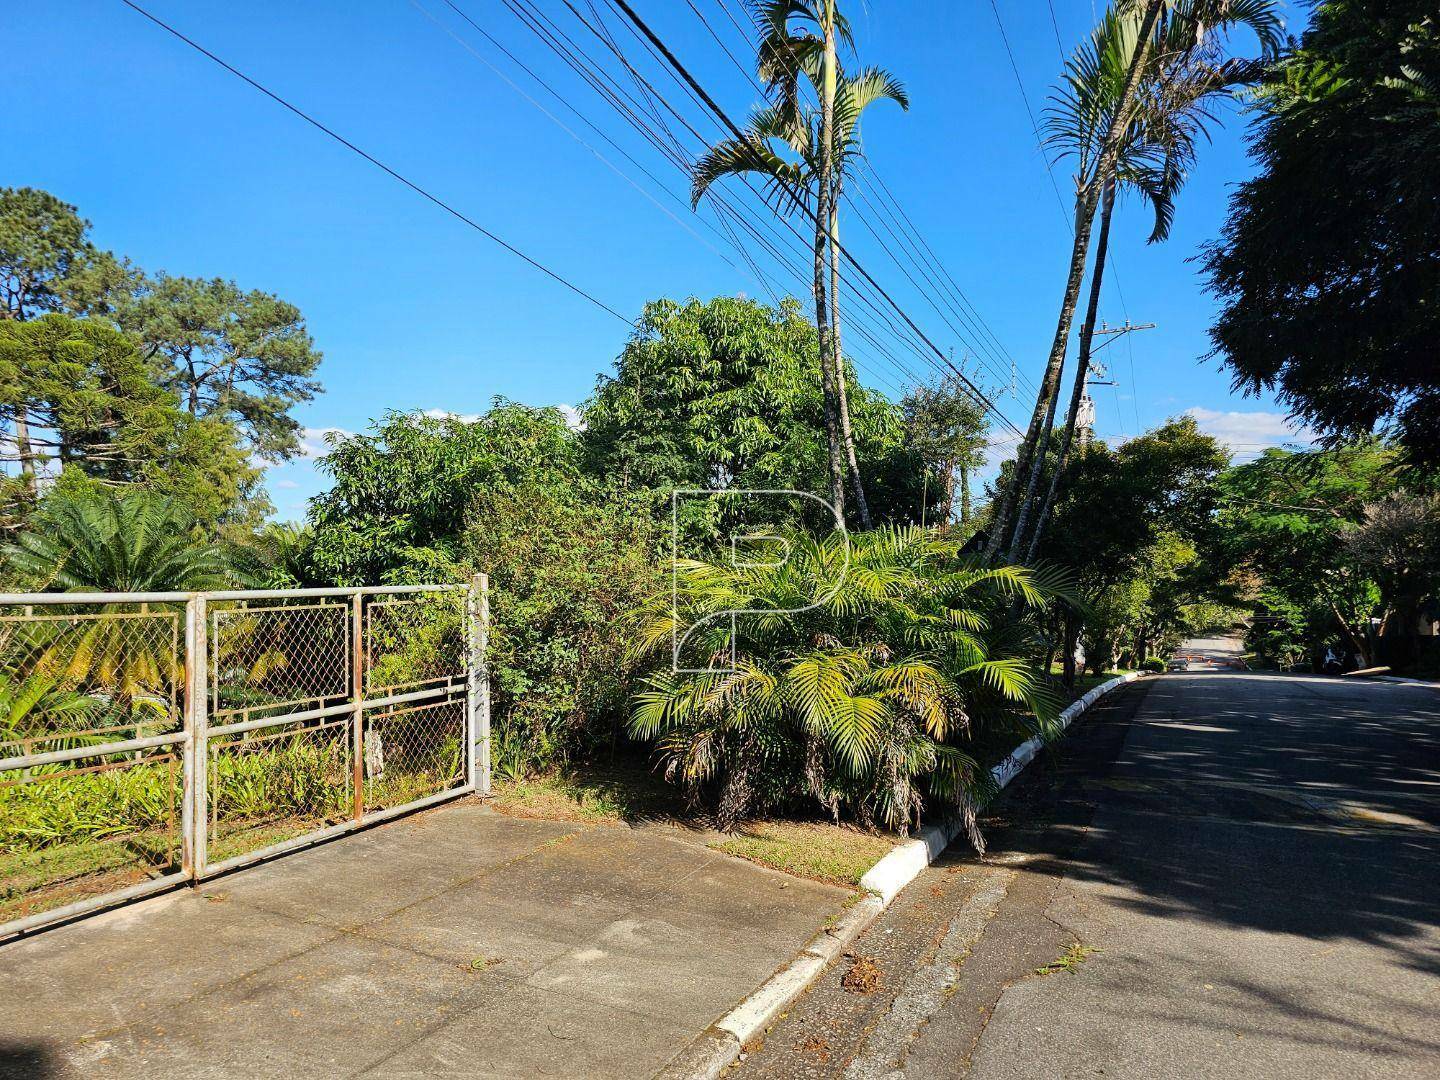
[463,480,664,778]
[629,527,1064,845]
[1141,657,1165,673]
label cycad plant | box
[692,0,906,527]
[3,489,229,713]
[629,527,1063,844]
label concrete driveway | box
[0,800,850,1078]
[738,666,1440,1078]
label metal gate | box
[0,580,489,940]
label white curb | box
[1373,674,1439,689]
[655,671,1144,1079]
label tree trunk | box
[959,458,971,527]
[13,409,37,497]
[942,459,958,525]
[1007,367,1063,558]
[829,175,872,528]
[1026,179,1118,562]
[810,8,845,519]
[1062,609,1080,689]
[986,0,1163,562]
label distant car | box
[1166,658,1190,672]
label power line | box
[587,0,980,391]
[513,0,939,393]
[701,3,1029,397]
[464,0,918,394]
[605,0,1024,438]
[987,0,1073,229]
[117,0,630,324]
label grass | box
[490,762,682,824]
[1035,943,1100,976]
[1,766,463,925]
[492,760,900,889]
[0,829,177,922]
[711,821,899,887]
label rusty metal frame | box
[0,581,487,942]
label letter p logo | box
[670,489,850,674]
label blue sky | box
[6,1,1310,520]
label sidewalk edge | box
[654,671,1144,1079]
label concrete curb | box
[1373,674,1439,689]
[655,672,1144,1080]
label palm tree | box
[3,489,229,712]
[988,0,1284,562]
[828,68,909,529]
[1022,2,1278,560]
[630,527,1064,842]
[693,1,905,527]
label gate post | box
[351,591,365,820]
[468,574,491,797]
[183,594,209,879]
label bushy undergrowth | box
[629,527,1065,846]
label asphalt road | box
[739,662,1440,1079]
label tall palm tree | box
[693,0,904,527]
[1022,2,1277,560]
[691,107,847,513]
[828,68,908,529]
[987,0,1284,562]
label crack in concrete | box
[840,869,1014,1080]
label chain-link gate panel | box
[0,600,188,930]
[363,591,468,812]
[1,580,486,940]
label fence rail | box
[0,579,489,940]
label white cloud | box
[1184,407,1313,460]
[556,404,586,432]
[421,408,483,424]
[298,426,354,460]
[271,478,300,490]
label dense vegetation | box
[1204,0,1439,478]
[3,0,1438,865]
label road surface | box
[738,661,1440,1079]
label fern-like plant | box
[629,526,1065,845]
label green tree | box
[694,3,907,525]
[1035,417,1228,681]
[305,403,664,775]
[3,489,228,718]
[462,481,663,777]
[1344,493,1440,667]
[117,273,322,462]
[1216,442,1404,667]
[0,314,259,528]
[307,404,580,585]
[0,188,108,322]
[1024,0,1278,560]
[5,487,229,593]
[1205,1,1440,478]
[581,297,923,534]
[902,373,989,530]
[992,0,1283,561]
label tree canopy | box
[1204,0,1440,477]
[0,314,259,529]
[582,296,928,530]
[117,274,322,462]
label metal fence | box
[0,580,489,939]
